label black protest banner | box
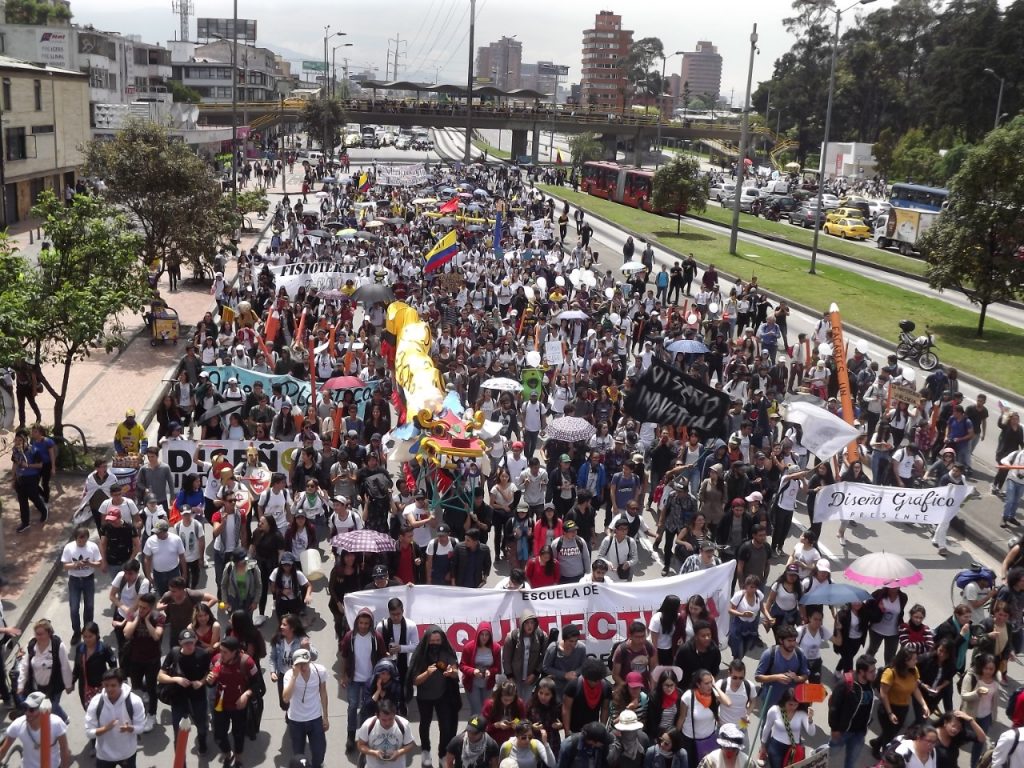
[624,358,729,438]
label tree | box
[889,128,942,184]
[168,80,202,104]
[568,133,602,170]
[4,0,71,24]
[0,234,32,367]
[27,191,151,435]
[302,98,347,155]
[618,38,664,105]
[652,156,709,234]
[919,116,1024,337]
[84,120,236,280]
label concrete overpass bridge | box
[197,97,765,163]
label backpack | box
[977,729,1020,768]
[357,715,408,768]
[500,739,541,761]
[1007,686,1024,722]
[96,691,136,722]
[25,636,65,697]
[115,574,152,606]
[956,566,996,591]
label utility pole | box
[463,0,476,163]
[729,23,758,256]
[387,34,407,81]
[230,0,238,205]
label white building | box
[822,141,877,181]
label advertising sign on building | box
[37,30,70,68]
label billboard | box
[302,61,327,72]
[37,30,70,68]
[197,17,258,43]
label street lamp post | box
[655,50,684,169]
[983,68,1005,131]
[332,42,353,99]
[463,0,477,163]
[322,27,345,155]
[729,24,758,256]
[809,0,877,274]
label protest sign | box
[783,401,861,460]
[544,340,564,366]
[888,383,921,406]
[624,358,729,438]
[266,263,363,296]
[204,365,378,417]
[815,481,973,524]
[160,439,301,491]
[344,562,735,662]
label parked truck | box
[875,207,939,256]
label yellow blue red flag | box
[424,231,459,273]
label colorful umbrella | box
[844,552,923,588]
[546,416,597,443]
[321,376,366,391]
[331,529,396,554]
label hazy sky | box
[65,0,844,103]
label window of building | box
[2,78,10,111]
[33,79,42,111]
[31,125,54,134]
[6,127,27,160]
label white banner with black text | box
[815,481,973,524]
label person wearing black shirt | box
[668,262,684,305]
[933,711,985,768]
[682,255,697,297]
[158,628,212,754]
[827,654,877,768]
[674,621,722,685]
[99,510,139,573]
[467,488,493,540]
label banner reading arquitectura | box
[344,562,736,661]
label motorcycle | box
[896,319,940,370]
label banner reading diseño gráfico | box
[815,481,973,524]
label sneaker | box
[423,754,433,768]
[15,524,30,534]
[70,632,81,646]
[39,508,48,523]
[937,547,949,556]
[143,714,155,733]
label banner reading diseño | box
[160,439,301,491]
[815,481,973,524]
[344,562,735,663]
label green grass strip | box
[539,185,1023,395]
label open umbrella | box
[352,283,396,305]
[199,401,243,423]
[481,377,522,392]
[365,220,385,229]
[315,191,330,199]
[322,176,337,183]
[338,228,357,238]
[386,217,405,226]
[466,224,487,232]
[546,416,597,443]
[556,309,589,321]
[331,529,396,554]
[473,188,490,198]
[324,221,344,231]
[799,583,872,606]
[355,231,379,241]
[321,375,366,391]
[621,261,646,273]
[666,339,710,354]
[306,229,332,239]
[844,552,923,588]
[466,203,483,212]
[412,197,437,205]
[436,217,456,227]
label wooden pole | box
[39,699,52,768]
[174,717,193,768]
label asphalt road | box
[21,148,1018,768]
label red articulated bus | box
[581,161,684,215]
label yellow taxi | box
[823,217,872,240]
[825,206,867,224]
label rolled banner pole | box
[743,688,772,768]
[828,303,859,465]
[39,697,52,768]
[174,717,193,768]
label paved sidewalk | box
[0,177,296,627]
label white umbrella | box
[844,552,923,588]
[556,310,589,321]
[621,261,646,273]
[481,377,522,392]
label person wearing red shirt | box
[525,545,561,588]
[206,635,260,767]
[390,525,425,584]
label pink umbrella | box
[843,552,923,588]
[321,376,366,392]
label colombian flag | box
[424,230,459,273]
[358,172,370,191]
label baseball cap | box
[372,565,389,579]
[179,628,198,644]
[180,505,194,516]
[292,649,312,666]
[511,441,524,450]
[559,453,571,463]
[104,509,121,522]
[154,519,170,532]
[745,491,764,503]
[625,671,644,689]
[563,519,578,531]
[631,453,644,463]
[333,495,349,505]
[437,524,451,535]
[414,490,427,500]
[125,409,136,418]
[730,497,746,508]
[228,377,238,384]
[718,723,746,750]
[24,692,48,710]
[816,558,832,573]
[281,552,298,564]
[466,715,487,733]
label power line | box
[406,0,463,79]
[431,0,488,80]
[406,0,444,66]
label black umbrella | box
[324,221,344,231]
[355,230,380,241]
[351,283,396,305]
[200,400,243,423]
[307,229,332,238]
[386,217,405,226]
[436,217,456,227]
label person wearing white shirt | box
[991,726,1024,768]
[61,527,102,644]
[84,670,147,765]
[0,691,71,768]
[403,492,435,549]
[143,520,186,596]
[174,507,206,589]
[760,692,816,768]
[283,649,330,768]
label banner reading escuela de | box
[344,562,735,662]
[815,481,973,524]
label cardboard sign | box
[888,383,921,406]
[624,358,729,438]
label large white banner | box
[267,263,363,295]
[203,365,378,416]
[344,563,736,664]
[815,481,973,524]
[783,401,860,460]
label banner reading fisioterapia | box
[344,562,736,662]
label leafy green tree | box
[27,191,152,434]
[652,156,709,234]
[236,189,269,218]
[84,120,235,280]
[919,116,1024,337]
[302,98,347,154]
[889,128,942,184]
[618,38,664,104]
[3,0,71,24]
[568,133,602,170]
[168,80,202,104]
[0,234,31,367]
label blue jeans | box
[765,737,791,768]
[1004,481,1024,522]
[68,574,95,636]
[346,680,370,733]
[466,684,490,716]
[829,730,866,768]
[289,716,328,768]
[971,714,993,767]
